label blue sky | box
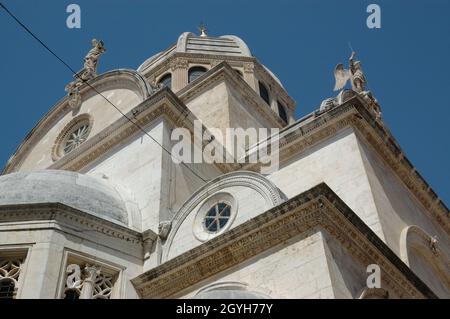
[0,0,449,204]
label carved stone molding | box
[210,60,221,68]
[242,97,449,235]
[47,89,192,172]
[170,58,189,71]
[140,51,254,79]
[158,221,172,240]
[243,62,254,74]
[0,203,144,246]
[131,183,436,299]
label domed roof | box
[137,32,252,73]
[176,32,252,57]
[193,282,270,299]
[0,170,128,225]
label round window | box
[62,122,90,154]
[193,192,237,242]
[52,114,92,161]
[203,202,231,233]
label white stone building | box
[0,31,448,299]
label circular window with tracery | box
[204,202,231,233]
[52,114,93,161]
[193,192,237,242]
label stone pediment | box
[3,69,153,174]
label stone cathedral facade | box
[0,31,448,299]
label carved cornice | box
[0,202,145,246]
[242,97,449,235]
[140,52,255,80]
[169,58,189,71]
[131,183,437,299]
[46,89,190,172]
[349,108,449,234]
[138,52,295,111]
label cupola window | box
[188,66,208,83]
[277,101,288,123]
[158,73,172,89]
[258,81,270,106]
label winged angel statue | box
[334,52,366,93]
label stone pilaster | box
[170,58,189,92]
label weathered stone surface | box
[0,170,128,225]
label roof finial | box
[198,22,208,37]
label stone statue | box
[65,264,83,290]
[65,39,106,109]
[158,221,172,240]
[429,235,439,256]
[334,52,367,93]
[65,80,82,109]
[81,39,106,81]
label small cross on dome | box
[198,22,208,37]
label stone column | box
[170,58,189,92]
[79,264,100,299]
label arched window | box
[258,81,270,106]
[158,73,172,89]
[0,259,23,299]
[0,279,16,299]
[277,101,288,123]
[188,66,207,83]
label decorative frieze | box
[170,58,189,71]
[243,62,254,74]
[0,203,144,246]
[131,184,436,299]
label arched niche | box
[399,225,450,298]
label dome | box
[176,32,252,57]
[193,282,270,299]
[0,170,129,225]
[137,32,252,73]
[137,31,285,88]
